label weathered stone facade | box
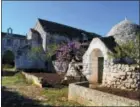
[102,61,140,90]
[82,19,140,91]
[68,82,140,106]
[2,18,100,71]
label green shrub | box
[108,32,140,64]
[2,64,14,69]
[2,50,14,64]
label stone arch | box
[2,50,15,67]
[91,48,103,57]
[7,27,13,34]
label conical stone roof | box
[106,18,140,43]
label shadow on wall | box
[45,60,56,73]
[2,86,52,107]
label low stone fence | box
[102,64,140,90]
[21,72,42,88]
[68,81,140,106]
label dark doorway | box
[98,57,104,83]
[2,50,15,67]
[91,48,104,84]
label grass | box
[2,73,27,86]
[41,87,79,106]
[2,67,16,72]
[2,71,81,106]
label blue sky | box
[2,1,139,36]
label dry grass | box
[2,72,81,106]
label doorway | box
[91,48,104,84]
[2,50,15,67]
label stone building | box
[83,19,140,90]
[2,28,27,66]
[2,18,100,71]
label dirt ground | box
[29,72,65,85]
[94,86,140,101]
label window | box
[6,39,12,46]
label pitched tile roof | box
[38,18,101,39]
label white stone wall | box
[82,38,109,81]
[102,62,140,91]
[82,37,140,91]
[69,82,140,106]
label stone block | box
[128,79,134,84]
[125,83,131,88]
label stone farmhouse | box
[82,19,140,90]
[2,18,100,71]
[2,18,140,90]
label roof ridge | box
[37,18,101,37]
[38,18,94,33]
[1,32,26,38]
[2,32,26,36]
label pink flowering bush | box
[56,41,82,62]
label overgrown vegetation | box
[2,50,15,67]
[108,32,140,64]
[29,43,59,62]
[2,72,27,86]
[2,72,81,106]
[2,64,14,69]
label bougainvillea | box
[56,41,81,62]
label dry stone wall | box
[102,61,140,91]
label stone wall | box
[102,61,140,91]
[68,82,140,106]
[2,36,27,56]
[82,38,109,83]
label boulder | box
[128,78,134,83]
[21,72,42,88]
[65,60,80,77]
[120,75,125,80]
[62,59,86,84]
[52,61,69,73]
[131,84,136,89]
[125,83,131,88]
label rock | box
[63,60,85,84]
[128,78,134,83]
[118,64,122,69]
[120,75,126,80]
[125,67,130,72]
[119,72,126,76]
[121,86,126,90]
[131,74,136,79]
[52,61,69,73]
[131,84,136,89]
[133,79,137,83]
[125,83,131,88]
[126,72,132,76]
[130,66,136,71]
[116,82,121,85]
[21,72,42,88]
[65,61,79,77]
[60,79,68,85]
